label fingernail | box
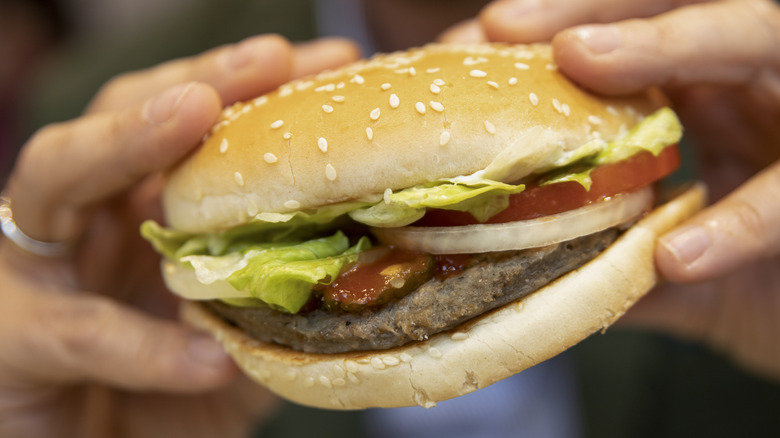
[572,25,622,55]
[188,334,229,366]
[142,82,195,124]
[660,225,711,265]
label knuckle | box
[728,197,771,255]
[36,297,118,370]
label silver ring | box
[0,194,76,258]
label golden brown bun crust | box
[181,183,707,410]
[164,43,660,233]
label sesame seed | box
[332,364,346,378]
[400,353,413,362]
[366,127,374,141]
[451,332,468,341]
[284,370,298,381]
[336,81,345,89]
[433,78,445,86]
[332,378,346,386]
[371,357,386,370]
[219,138,229,154]
[318,137,328,153]
[241,105,251,114]
[381,83,392,91]
[382,356,400,366]
[303,376,315,387]
[430,84,441,94]
[322,104,334,113]
[415,102,426,114]
[234,172,244,187]
[514,62,530,70]
[469,69,488,78]
[253,96,268,106]
[279,86,293,97]
[529,93,539,106]
[347,373,360,384]
[588,115,603,125]
[270,120,284,129]
[389,93,400,108]
[606,105,619,116]
[553,98,563,113]
[283,132,292,140]
[284,200,300,209]
[546,63,558,71]
[508,77,518,85]
[370,107,381,121]
[430,101,444,112]
[484,120,496,134]
[439,131,451,146]
[295,80,313,91]
[395,67,409,75]
[426,67,440,73]
[351,74,365,84]
[562,103,571,117]
[487,80,499,89]
[428,347,443,358]
[344,360,359,373]
[384,188,392,204]
[464,56,488,66]
[325,163,337,181]
[319,376,332,388]
[409,66,417,76]
[263,153,278,163]
[332,95,345,102]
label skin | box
[0,34,360,437]
[3,0,780,433]
[438,0,780,379]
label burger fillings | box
[141,43,702,409]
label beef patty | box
[203,228,621,354]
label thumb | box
[655,160,780,283]
[1,285,237,392]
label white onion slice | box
[161,259,250,300]
[371,186,654,254]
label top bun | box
[164,43,660,233]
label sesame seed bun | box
[163,43,659,233]
[181,183,706,409]
[158,43,705,410]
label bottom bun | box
[181,183,707,410]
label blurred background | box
[2,0,780,436]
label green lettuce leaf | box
[541,107,683,189]
[348,179,526,227]
[182,232,370,313]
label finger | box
[551,0,780,94]
[7,82,220,242]
[438,19,489,44]
[655,160,780,283]
[0,277,236,392]
[89,35,360,114]
[480,0,707,43]
[291,37,362,79]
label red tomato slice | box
[415,144,681,227]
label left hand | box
[0,35,360,437]
[441,0,780,380]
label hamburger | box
[142,43,705,409]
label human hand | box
[443,0,780,379]
[0,34,360,437]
